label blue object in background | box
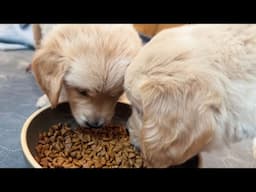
[0,24,35,51]
[0,24,151,51]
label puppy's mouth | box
[125,125,141,152]
[72,114,101,129]
[125,127,130,136]
[76,121,104,129]
[84,121,104,129]
[132,144,141,153]
[76,117,107,129]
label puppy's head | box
[32,24,142,128]
[124,31,223,167]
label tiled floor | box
[0,50,256,168]
[0,50,41,167]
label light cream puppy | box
[32,24,142,128]
[124,24,256,167]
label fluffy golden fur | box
[32,24,142,128]
[124,24,256,167]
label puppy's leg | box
[36,87,68,108]
[36,94,50,108]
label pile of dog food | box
[34,123,144,168]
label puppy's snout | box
[85,120,104,128]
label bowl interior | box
[23,102,200,168]
[25,102,132,159]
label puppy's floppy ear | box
[139,79,218,167]
[32,49,69,108]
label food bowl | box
[21,102,201,168]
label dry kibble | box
[35,123,144,168]
[70,151,77,158]
[87,141,94,146]
[128,153,136,158]
[44,150,51,157]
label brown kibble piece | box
[128,153,136,158]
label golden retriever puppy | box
[124,24,256,167]
[32,24,142,128]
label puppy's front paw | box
[36,95,50,108]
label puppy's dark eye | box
[110,95,118,99]
[77,89,88,97]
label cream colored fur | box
[124,24,256,167]
[32,24,142,128]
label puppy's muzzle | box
[85,120,104,128]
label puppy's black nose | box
[85,121,103,128]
